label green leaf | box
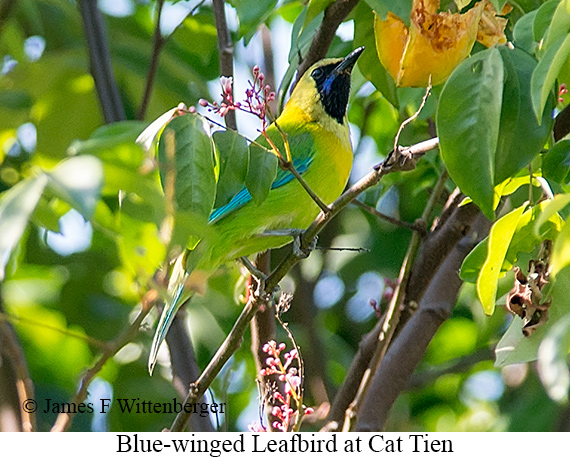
[304,0,335,27]
[245,143,278,204]
[288,8,322,63]
[212,130,249,208]
[533,0,559,42]
[364,0,412,27]
[157,114,216,219]
[354,2,398,107]
[513,10,538,53]
[437,48,504,219]
[543,0,570,50]
[538,312,570,403]
[228,0,277,41]
[0,174,48,281]
[495,47,554,183]
[462,199,562,283]
[531,34,570,122]
[543,140,570,184]
[477,203,529,315]
[552,218,570,278]
[534,193,570,237]
[47,155,104,220]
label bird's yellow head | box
[287,47,364,127]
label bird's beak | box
[333,46,365,75]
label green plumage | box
[148,48,363,374]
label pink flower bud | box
[304,407,314,415]
[199,99,209,107]
[188,106,196,113]
[259,73,264,82]
[220,76,233,96]
[253,65,260,76]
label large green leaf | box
[495,47,554,183]
[461,199,562,283]
[513,10,538,53]
[477,203,529,315]
[543,0,570,50]
[533,0,559,42]
[213,130,249,208]
[245,143,278,204]
[157,114,216,219]
[531,34,570,122]
[47,155,104,220]
[437,48,504,219]
[0,175,48,281]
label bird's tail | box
[148,254,194,375]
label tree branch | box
[355,214,490,430]
[137,0,166,120]
[294,0,360,88]
[170,287,271,431]
[165,313,215,432]
[212,0,237,131]
[341,168,448,431]
[77,0,126,123]
[323,189,480,430]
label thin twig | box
[137,0,166,120]
[352,199,427,234]
[393,81,432,154]
[0,290,36,432]
[50,292,157,432]
[342,168,448,432]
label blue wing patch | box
[208,157,312,224]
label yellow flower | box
[374,0,509,87]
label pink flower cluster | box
[249,340,313,432]
[199,66,276,132]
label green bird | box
[149,47,364,374]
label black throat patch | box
[311,63,352,125]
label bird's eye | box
[311,68,324,80]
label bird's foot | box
[239,256,268,282]
[293,230,317,259]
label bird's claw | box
[293,231,317,259]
